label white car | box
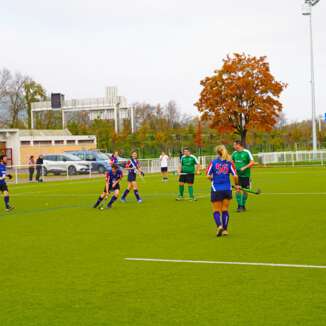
[42,153,90,176]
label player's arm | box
[136,163,144,176]
[177,161,182,175]
[194,156,201,174]
[105,174,110,195]
[112,171,123,187]
[1,171,12,180]
[240,151,255,172]
[230,163,240,190]
[206,161,213,180]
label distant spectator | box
[36,155,43,182]
[159,151,169,182]
[28,155,35,182]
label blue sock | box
[222,211,229,230]
[134,190,141,201]
[107,196,117,207]
[121,189,129,199]
[94,196,103,208]
[4,196,9,209]
[213,211,221,227]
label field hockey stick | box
[232,185,261,195]
[98,195,109,209]
[173,171,203,176]
[173,171,187,175]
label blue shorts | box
[128,173,136,182]
[211,190,232,202]
[0,183,8,192]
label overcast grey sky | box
[1,0,325,121]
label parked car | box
[42,153,90,176]
[105,153,129,168]
[65,150,111,173]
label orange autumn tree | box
[196,53,287,146]
[194,120,203,153]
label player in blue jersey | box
[121,151,144,203]
[0,155,14,212]
[110,151,119,165]
[206,145,239,237]
[93,164,123,209]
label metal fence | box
[256,150,326,166]
[5,151,326,184]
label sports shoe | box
[120,198,127,203]
[237,206,244,213]
[189,197,197,201]
[176,195,184,201]
[137,199,142,203]
[5,206,14,212]
[222,230,229,236]
[106,205,112,209]
[216,226,223,237]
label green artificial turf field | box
[0,167,325,325]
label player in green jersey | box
[176,148,201,201]
[231,140,255,212]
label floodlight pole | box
[303,0,319,152]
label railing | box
[5,151,326,184]
[257,150,326,166]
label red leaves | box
[195,53,287,139]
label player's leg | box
[93,190,107,208]
[107,188,120,208]
[163,168,168,181]
[212,201,223,237]
[242,178,250,211]
[121,181,132,202]
[236,177,245,212]
[177,174,186,200]
[132,181,142,203]
[3,188,13,211]
[221,197,231,235]
[235,185,242,212]
[187,174,195,200]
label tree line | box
[1,61,325,158]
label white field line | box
[125,258,326,270]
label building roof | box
[18,129,72,137]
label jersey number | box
[214,163,229,175]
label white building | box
[0,129,96,165]
[31,86,135,133]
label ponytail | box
[216,145,231,161]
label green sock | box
[179,185,184,197]
[236,192,242,206]
[188,185,194,198]
[242,192,248,207]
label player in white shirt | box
[159,152,169,182]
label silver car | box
[42,153,90,176]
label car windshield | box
[63,154,82,161]
[96,153,109,160]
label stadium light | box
[302,0,320,152]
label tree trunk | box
[27,102,32,129]
[240,129,247,148]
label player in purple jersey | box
[121,151,144,203]
[93,164,123,209]
[0,155,14,211]
[110,151,119,165]
[206,145,239,237]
